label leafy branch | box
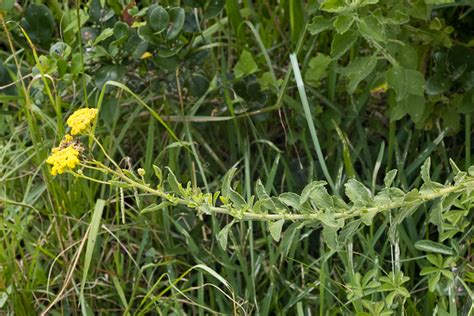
[73,140,474,249]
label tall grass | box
[1,1,473,315]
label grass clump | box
[1,1,473,314]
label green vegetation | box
[0,0,473,314]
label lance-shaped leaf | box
[221,168,247,208]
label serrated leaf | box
[345,179,373,206]
[307,16,333,35]
[414,240,454,255]
[268,220,285,242]
[234,50,259,78]
[331,30,358,59]
[338,55,377,93]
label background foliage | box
[0,0,473,314]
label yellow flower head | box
[59,134,74,146]
[66,108,98,135]
[46,144,80,176]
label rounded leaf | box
[148,5,169,33]
[166,7,185,40]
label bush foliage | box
[0,0,473,314]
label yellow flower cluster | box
[66,108,98,135]
[46,144,80,176]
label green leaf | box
[148,5,169,33]
[268,220,285,242]
[305,53,332,87]
[278,192,300,209]
[109,181,131,189]
[234,50,259,78]
[166,7,185,39]
[414,240,454,255]
[358,15,385,42]
[320,0,347,12]
[140,202,173,213]
[217,221,234,250]
[389,205,419,240]
[459,89,474,113]
[322,225,338,250]
[384,170,398,188]
[187,74,210,97]
[221,168,246,208]
[300,180,327,205]
[396,44,418,70]
[93,28,114,45]
[310,186,334,210]
[425,0,455,4]
[204,0,226,19]
[113,22,129,40]
[333,15,354,34]
[80,199,105,314]
[94,65,126,89]
[331,30,358,59]
[345,179,373,206]
[21,4,56,47]
[166,167,186,196]
[338,220,361,244]
[387,65,425,100]
[428,272,441,292]
[307,16,333,35]
[420,158,432,185]
[426,73,452,95]
[393,94,425,123]
[338,55,377,93]
[153,165,163,183]
[255,179,270,200]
